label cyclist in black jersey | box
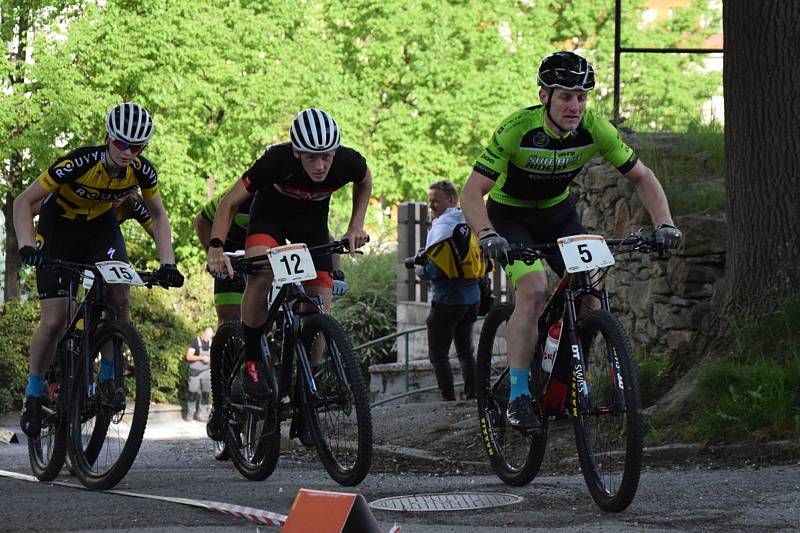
[206,108,372,397]
[195,192,349,326]
[13,102,184,437]
[461,52,683,430]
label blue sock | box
[99,359,115,382]
[25,372,45,398]
[508,367,531,402]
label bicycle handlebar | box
[504,233,663,266]
[228,237,368,275]
[38,258,173,289]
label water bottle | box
[541,320,562,373]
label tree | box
[721,0,800,319]
[0,1,85,300]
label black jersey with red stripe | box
[241,143,367,216]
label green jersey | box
[200,191,252,249]
[473,106,637,208]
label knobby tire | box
[573,309,643,512]
[210,321,280,481]
[68,320,150,490]
[476,303,547,486]
[300,313,372,486]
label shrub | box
[0,266,217,414]
[694,296,800,441]
[331,250,397,375]
[0,298,39,413]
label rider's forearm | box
[347,171,372,231]
[634,171,674,227]
[210,195,237,243]
[194,212,212,251]
[461,173,494,236]
[150,209,176,264]
[12,197,36,248]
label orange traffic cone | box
[282,488,396,533]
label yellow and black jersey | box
[36,145,159,221]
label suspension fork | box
[564,285,590,417]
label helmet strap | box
[544,88,572,136]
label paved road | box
[1,411,799,533]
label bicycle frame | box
[537,270,610,417]
[262,282,348,414]
[511,233,656,418]
[227,239,356,413]
[46,265,119,414]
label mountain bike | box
[27,259,175,490]
[210,239,372,486]
[476,231,660,512]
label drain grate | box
[369,492,523,512]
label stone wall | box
[571,156,726,356]
[374,137,727,401]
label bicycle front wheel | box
[211,321,280,480]
[301,314,372,486]
[68,320,150,490]
[573,309,643,512]
[476,303,547,486]
[28,351,68,481]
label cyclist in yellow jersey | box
[13,102,184,437]
[461,52,683,430]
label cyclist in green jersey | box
[461,51,682,430]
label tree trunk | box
[4,189,22,301]
[2,9,31,303]
[721,1,800,319]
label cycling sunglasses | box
[111,139,147,154]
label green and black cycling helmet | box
[537,51,595,92]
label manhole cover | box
[369,492,523,512]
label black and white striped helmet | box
[105,102,154,144]
[290,108,340,153]
[537,51,595,91]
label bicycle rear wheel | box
[68,320,150,490]
[300,314,372,486]
[210,321,280,480]
[476,303,547,486]
[573,309,643,512]
[28,351,68,481]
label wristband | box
[208,238,224,249]
[478,227,493,236]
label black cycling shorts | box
[246,193,333,273]
[35,206,129,299]
[487,196,586,278]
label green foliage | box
[130,265,217,403]
[2,0,724,273]
[694,297,800,441]
[331,250,396,374]
[0,298,39,413]
[695,358,800,441]
[634,121,725,215]
[635,348,671,408]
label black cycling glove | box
[19,245,44,266]
[653,223,683,251]
[478,232,510,262]
[155,263,185,287]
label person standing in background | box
[185,327,213,422]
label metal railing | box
[355,317,486,407]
